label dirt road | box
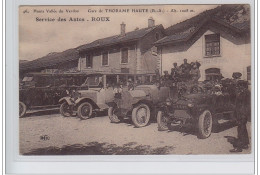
[19,110,251,155]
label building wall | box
[78,44,137,74]
[161,30,251,80]
[78,27,165,75]
[137,26,165,74]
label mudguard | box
[59,97,73,105]
[75,97,109,110]
[96,103,109,110]
[75,97,91,105]
[128,90,147,98]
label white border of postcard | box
[5,0,256,174]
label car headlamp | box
[71,91,81,100]
[187,103,194,107]
[166,98,172,106]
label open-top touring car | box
[108,84,170,127]
[156,79,250,139]
[59,73,115,119]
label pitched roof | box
[20,24,164,72]
[20,48,79,71]
[78,25,164,51]
[155,4,250,46]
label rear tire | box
[60,102,72,117]
[19,101,27,118]
[157,111,169,131]
[108,107,121,123]
[198,110,213,139]
[131,104,150,127]
[77,102,93,120]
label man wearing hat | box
[171,62,181,82]
[127,78,134,91]
[229,73,250,152]
[180,59,191,81]
[190,62,201,83]
[162,71,171,87]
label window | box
[102,52,109,66]
[205,34,220,56]
[85,55,93,68]
[205,68,221,81]
[121,68,129,73]
[121,48,128,64]
[247,66,251,81]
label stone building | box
[77,18,165,84]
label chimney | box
[148,17,155,27]
[120,22,126,36]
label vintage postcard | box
[19,4,252,155]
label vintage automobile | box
[108,84,170,127]
[156,79,250,139]
[19,73,88,117]
[59,74,115,119]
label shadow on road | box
[166,124,197,137]
[24,108,60,118]
[163,120,237,138]
[23,109,109,118]
[23,142,175,155]
[212,120,237,133]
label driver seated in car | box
[113,83,123,99]
[213,84,223,96]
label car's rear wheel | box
[157,111,169,131]
[60,102,72,117]
[77,102,93,120]
[108,107,121,123]
[198,110,213,139]
[132,104,150,127]
[19,101,27,118]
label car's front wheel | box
[108,106,121,123]
[131,103,150,127]
[198,110,213,139]
[157,111,169,131]
[77,102,93,120]
[60,102,72,117]
[19,101,27,118]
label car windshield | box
[82,76,103,87]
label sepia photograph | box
[19,4,252,155]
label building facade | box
[155,5,251,81]
[77,18,165,76]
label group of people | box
[155,59,201,87]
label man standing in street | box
[155,69,161,87]
[230,80,250,152]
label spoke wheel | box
[132,104,150,127]
[198,110,213,139]
[77,102,93,120]
[19,101,27,118]
[108,106,121,123]
[60,102,72,117]
[157,111,169,131]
